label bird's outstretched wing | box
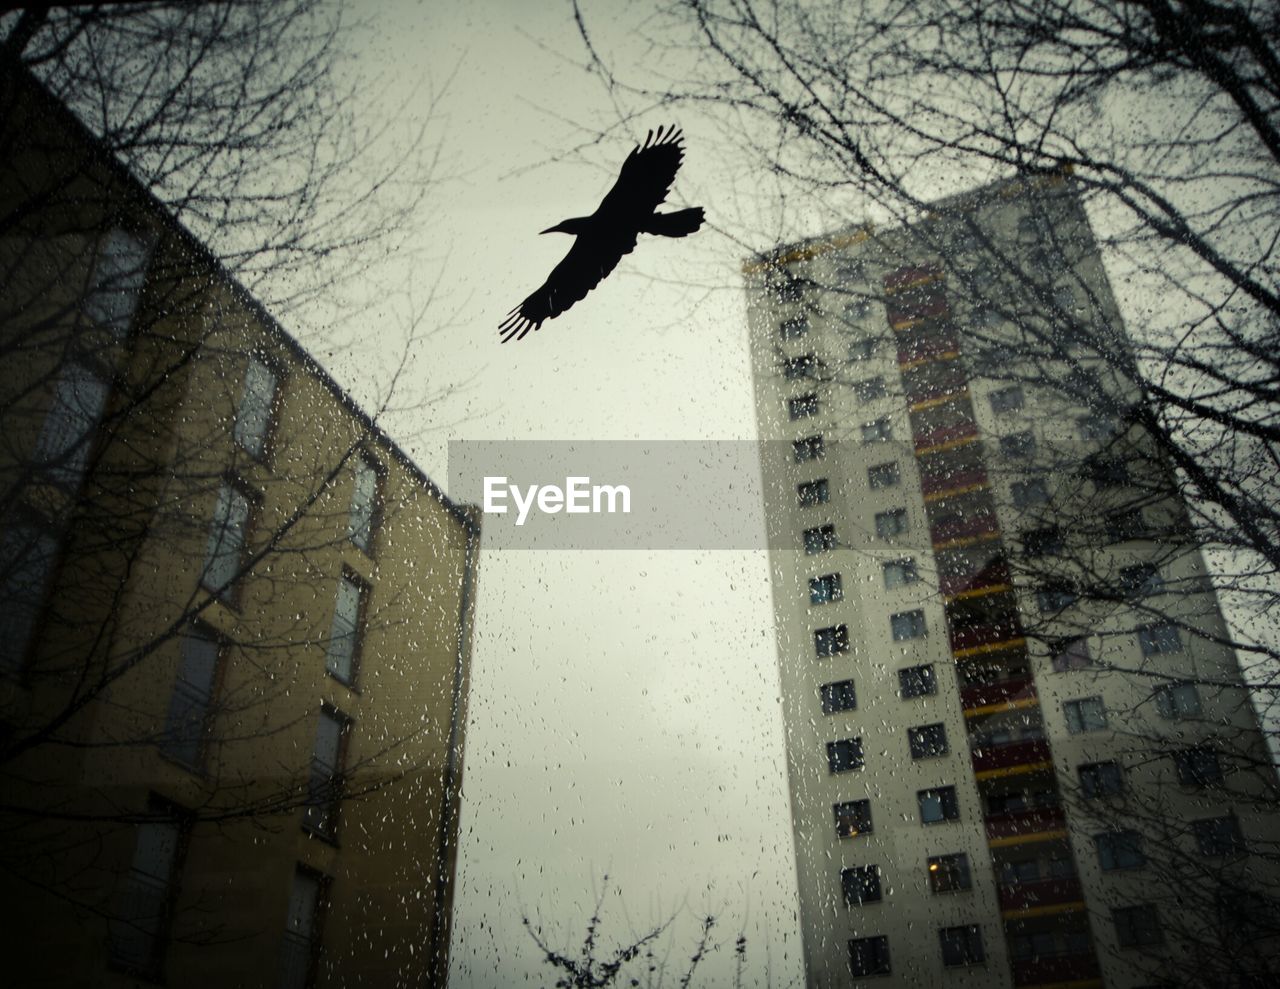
[498,231,636,343]
[596,125,687,221]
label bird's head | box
[540,216,592,236]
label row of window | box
[834,787,961,837]
[843,852,973,907]
[848,925,984,977]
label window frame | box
[324,569,371,688]
[918,786,960,824]
[232,353,284,463]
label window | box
[303,707,350,839]
[783,353,821,380]
[85,227,150,336]
[841,865,882,906]
[1154,682,1201,719]
[798,479,829,507]
[928,853,971,893]
[1080,413,1119,442]
[908,723,948,759]
[347,454,382,554]
[0,521,59,672]
[1096,830,1146,871]
[1089,456,1128,488]
[834,799,873,838]
[233,356,280,460]
[1194,815,1245,857]
[108,799,185,976]
[1114,905,1162,948]
[868,462,900,489]
[881,558,919,589]
[844,297,872,323]
[804,524,837,555]
[939,925,984,967]
[1064,696,1107,734]
[899,664,937,699]
[1011,478,1049,508]
[280,867,327,989]
[1174,746,1223,787]
[793,435,824,462]
[875,508,908,539]
[861,417,892,443]
[809,573,843,605]
[989,386,1024,414]
[779,314,808,339]
[827,737,864,773]
[1119,563,1162,599]
[918,786,959,824]
[815,624,850,657]
[853,376,886,401]
[1049,637,1094,680]
[821,679,858,715]
[1022,526,1063,557]
[201,482,252,603]
[33,361,110,489]
[325,572,368,686]
[1138,621,1182,656]
[788,394,819,420]
[849,935,891,977]
[848,336,875,361]
[891,609,927,641]
[160,627,221,770]
[1106,508,1147,542]
[1079,761,1124,799]
[1000,431,1036,458]
[1036,581,1077,612]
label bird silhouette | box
[499,125,704,342]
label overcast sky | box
[304,1,810,985]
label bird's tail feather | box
[643,207,705,238]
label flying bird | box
[499,125,705,342]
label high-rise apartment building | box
[0,65,478,986]
[747,175,1279,987]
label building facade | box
[0,67,478,986]
[747,175,1279,987]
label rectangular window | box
[861,417,892,443]
[882,558,919,589]
[1050,636,1092,672]
[1114,905,1162,948]
[1011,478,1049,508]
[939,925,984,967]
[990,385,1024,414]
[789,394,819,420]
[1036,581,1077,613]
[1022,526,1062,557]
[201,482,252,603]
[809,573,843,605]
[783,353,821,380]
[1064,697,1107,734]
[1089,456,1129,488]
[108,799,185,976]
[1155,682,1201,719]
[1106,508,1147,542]
[849,935,891,977]
[1194,815,1245,857]
[1174,746,1223,787]
[827,737,865,774]
[279,867,326,989]
[85,227,150,336]
[33,361,110,490]
[1096,830,1146,871]
[842,865,882,906]
[324,572,368,686]
[1000,431,1036,458]
[793,435,824,462]
[1079,761,1124,799]
[821,680,858,715]
[853,376,887,401]
[928,853,971,894]
[898,664,937,699]
[875,508,908,539]
[160,627,221,770]
[303,707,350,839]
[834,799,873,838]
[233,357,280,460]
[798,479,829,507]
[0,522,59,672]
[1138,621,1182,656]
[347,455,382,554]
[848,337,875,361]
[908,723,948,759]
[890,609,926,641]
[804,524,837,555]
[779,314,808,339]
[1119,563,1163,598]
[814,624,850,657]
[918,786,959,824]
[868,462,900,489]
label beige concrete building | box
[747,176,1279,987]
[0,66,478,986]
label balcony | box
[931,514,1000,547]
[984,804,1065,842]
[940,559,1011,599]
[915,421,978,455]
[971,738,1051,776]
[921,467,988,498]
[898,334,961,368]
[961,676,1035,712]
[998,876,1084,913]
[950,619,1023,654]
[1011,951,1100,987]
